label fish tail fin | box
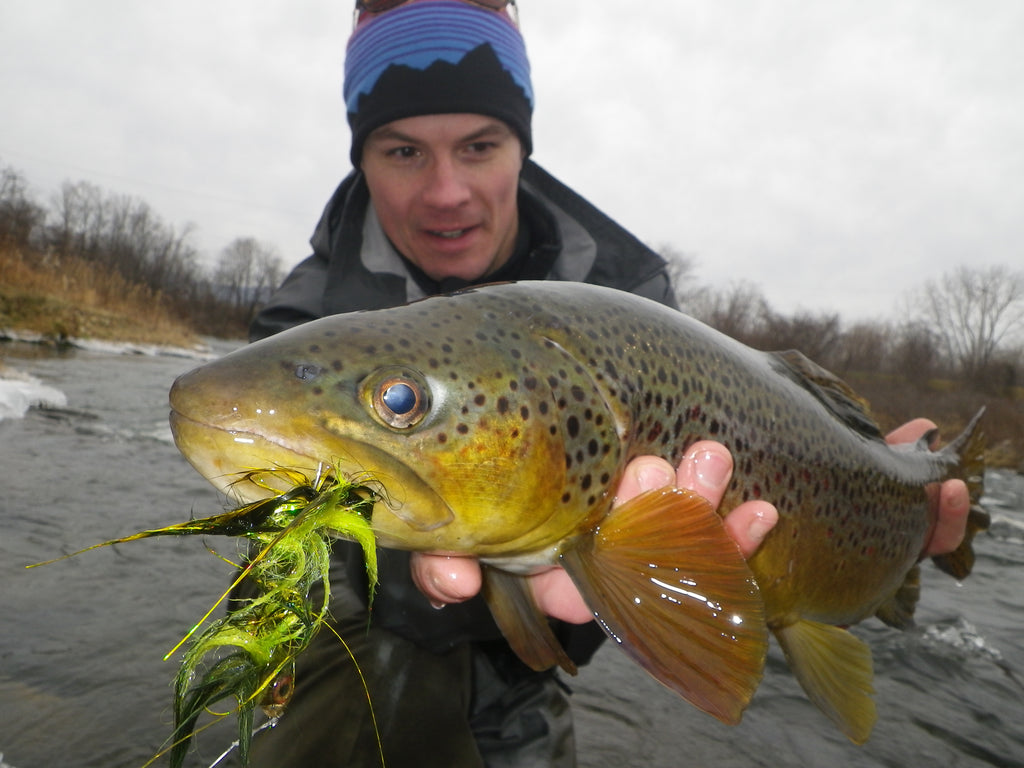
[774,620,876,744]
[932,407,990,580]
[560,487,768,725]
[480,566,578,675]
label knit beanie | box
[344,0,534,166]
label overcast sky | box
[2,1,1021,322]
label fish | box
[168,280,987,742]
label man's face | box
[361,113,524,283]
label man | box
[245,2,970,765]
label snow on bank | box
[0,366,67,421]
[1,328,217,360]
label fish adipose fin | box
[774,619,876,744]
[560,487,768,725]
[481,566,578,675]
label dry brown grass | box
[0,245,200,348]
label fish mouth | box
[168,410,456,536]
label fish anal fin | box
[561,487,768,726]
[875,564,920,630]
[480,565,577,675]
[774,619,876,744]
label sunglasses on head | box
[354,0,518,26]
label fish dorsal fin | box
[769,350,883,440]
[480,566,578,675]
[560,487,768,725]
[774,619,876,744]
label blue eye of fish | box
[382,382,417,414]
[371,374,430,429]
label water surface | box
[1,342,1021,767]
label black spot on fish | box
[497,397,509,414]
[520,405,530,420]
[567,416,580,438]
[456,424,469,434]
[474,394,486,406]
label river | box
[1,340,1022,768]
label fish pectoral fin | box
[774,619,876,744]
[480,565,578,675]
[560,487,768,726]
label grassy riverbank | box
[1,246,202,348]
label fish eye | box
[371,374,429,429]
[382,382,417,414]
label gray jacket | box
[251,160,676,340]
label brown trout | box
[168,281,986,742]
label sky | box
[2,1,1022,323]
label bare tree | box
[214,237,283,320]
[655,243,698,306]
[49,180,105,258]
[0,163,46,248]
[837,321,892,374]
[687,280,772,345]
[914,265,1024,379]
[755,310,842,367]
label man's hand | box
[886,418,970,557]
